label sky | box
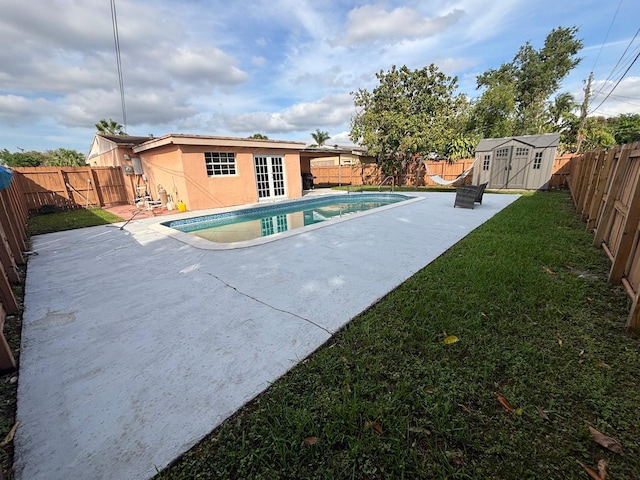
[1,0,639,154]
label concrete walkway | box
[14,191,519,480]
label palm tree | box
[95,118,125,135]
[310,129,330,147]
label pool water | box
[162,193,414,244]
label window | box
[533,151,543,170]
[482,154,490,171]
[205,152,236,176]
[495,148,509,158]
[515,147,529,156]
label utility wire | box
[592,28,640,100]
[591,0,624,72]
[589,49,640,114]
[110,0,127,133]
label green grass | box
[157,190,640,479]
[27,207,124,235]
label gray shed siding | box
[472,133,559,190]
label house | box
[87,133,309,211]
[472,133,560,190]
[306,145,375,167]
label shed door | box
[254,155,286,199]
[491,147,511,188]
[508,146,530,189]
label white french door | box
[254,155,286,199]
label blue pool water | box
[162,193,414,244]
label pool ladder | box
[378,175,395,192]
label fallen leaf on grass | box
[544,266,555,274]
[443,335,459,344]
[0,421,18,447]
[597,362,611,369]
[558,338,563,346]
[495,393,514,413]
[458,404,472,414]
[598,459,609,480]
[303,437,318,445]
[535,406,550,421]
[579,461,603,480]
[589,426,623,453]
[365,421,383,435]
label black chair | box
[454,183,488,209]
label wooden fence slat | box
[608,155,640,283]
[0,222,19,283]
[587,148,616,231]
[593,146,631,248]
[0,192,24,262]
[0,263,18,314]
[0,304,16,371]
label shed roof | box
[475,133,560,152]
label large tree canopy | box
[350,64,470,175]
[469,26,583,138]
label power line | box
[589,49,640,114]
[591,27,640,102]
[110,0,127,133]
[591,0,624,72]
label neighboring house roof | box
[132,134,306,153]
[475,133,560,152]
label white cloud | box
[333,5,465,46]
[0,95,56,125]
[226,93,354,134]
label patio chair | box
[454,182,488,209]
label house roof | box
[475,133,560,152]
[96,134,152,146]
[132,134,306,153]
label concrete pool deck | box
[15,191,520,480]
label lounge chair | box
[454,182,488,209]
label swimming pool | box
[157,193,421,249]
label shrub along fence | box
[569,141,640,333]
[0,171,29,370]
[311,156,573,188]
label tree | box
[611,113,640,145]
[469,26,583,137]
[0,149,46,167]
[310,129,330,147]
[44,148,87,166]
[248,133,269,140]
[350,64,469,176]
[95,118,125,135]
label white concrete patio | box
[14,191,520,480]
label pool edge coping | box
[146,194,425,250]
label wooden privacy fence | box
[13,166,129,211]
[0,172,29,371]
[311,156,573,188]
[569,141,640,333]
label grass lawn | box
[27,207,123,236]
[157,190,640,479]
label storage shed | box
[472,133,560,190]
